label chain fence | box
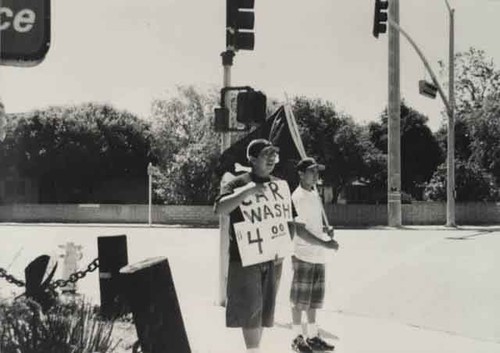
[0,267,25,288]
[0,257,99,290]
[49,258,99,290]
[1,256,140,350]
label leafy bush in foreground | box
[0,298,120,353]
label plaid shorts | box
[290,256,325,310]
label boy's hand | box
[246,182,267,196]
[324,239,339,251]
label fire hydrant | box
[58,242,83,294]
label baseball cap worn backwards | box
[296,157,325,172]
[246,139,279,159]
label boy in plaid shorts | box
[290,158,339,353]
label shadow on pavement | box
[274,321,340,341]
[446,228,500,240]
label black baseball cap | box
[296,157,325,172]
[247,139,279,159]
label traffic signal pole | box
[375,0,455,227]
[217,0,256,305]
[388,0,402,227]
[218,50,234,306]
[387,9,455,227]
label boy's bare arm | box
[289,221,325,245]
[288,221,339,250]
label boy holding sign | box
[290,158,339,353]
[214,139,297,353]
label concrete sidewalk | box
[182,298,500,353]
[2,225,500,352]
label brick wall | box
[0,204,219,225]
[1,203,500,226]
[325,204,387,226]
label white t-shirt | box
[292,185,330,264]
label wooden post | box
[98,235,128,319]
[120,257,191,353]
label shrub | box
[0,297,120,353]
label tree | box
[150,86,219,163]
[369,101,443,198]
[149,85,221,205]
[440,47,500,116]
[466,94,500,182]
[291,96,382,202]
[436,47,500,163]
[435,118,473,163]
[151,142,220,205]
[0,103,154,203]
[424,160,500,202]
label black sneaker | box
[292,335,313,353]
[307,335,335,351]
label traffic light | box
[226,0,255,51]
[236,90,266,125]
[419,80,438,99]
[214,107,230,132]
[373,0,389,38]
[214,87,265,132]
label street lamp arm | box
[388,18,452,117]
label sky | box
[1,0,499,131]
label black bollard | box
[97,235,128,319]
[24,255,58,312]
[120,257,191,353]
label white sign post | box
[233,180,293,267]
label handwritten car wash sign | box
[233,180,294,267]
[1,0,51,66]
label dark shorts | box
[226,260,283,328]
[290,256,325,310]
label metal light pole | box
[445,0,456,227]
[388,0,402,227]
[147,162,153,227]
